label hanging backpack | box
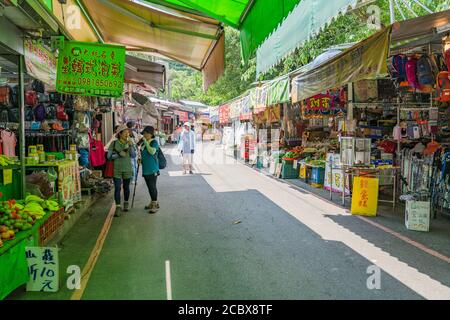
[25,91,38,106]
[0,107,9,122]
[45,104,57,120]
[56,103,68,121]
[11,86,19,107]
[49,92,62,104]
[436,71,450,102]
[389,55,407,80]
[416,55,434,86]
[444,49,450,71]
[405,57,419,88]
[34,104,46,121]
[25,106,35,121]
[32,80,45,93]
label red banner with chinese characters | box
[219,104,230,124]
[306,94,332,111]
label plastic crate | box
[311,167,325,187]
[38,208,65,246]
[281,160,300,179]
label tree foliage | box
[162,0,449,106]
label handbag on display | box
[25,91,38,106]
[38,92,50,103]
[89,132,106,167]
[31,121,41,130]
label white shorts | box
[183,153,193,165]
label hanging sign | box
[219,104,230,124]
[266,105,281,123]
[240,95,252,121]
[3,169,12,185]
[26,247,59,292]
[351,177,379,216]
[303,94,345,118]
[24,39,57,86]
[56,41,126,97]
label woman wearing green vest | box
[107,124,136,217]
[140,126,160,214]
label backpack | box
[405,57,419,88]
[11,86,19,107]
[0,107,9,122]
[389,55,407,80]
[436,71,450,102]
[156,147,166,170]
[56,104,68,121]
[89,132,106,167]
[417,55,434,86]
[49,92,62,104]
[25,91,38,106]
[45,104,56,120]
[445,49,450,71]
[34,104,46,121]
[25,106,35,121]
[32,80,45,93]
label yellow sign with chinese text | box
[3,169,12,185]
[351,177,379,216]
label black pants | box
[113,178,131,205]
[144,174,158,201]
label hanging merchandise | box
[89,132,106,167]
[416,55,434,86]
[0,130,17,157]
[25,91,38,106]
[0,85,13,106]
[56,104,69,121]
[406,57,419,89]
[436,71,450,102]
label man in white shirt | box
[178,122,195,175]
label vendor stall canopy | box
[49,0,225,89]
[143,0,302,63]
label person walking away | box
[178,122,195,175]
[108,124,136,217]
[140,126,160,213]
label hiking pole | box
[131,159,140,209]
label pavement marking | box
[358,216,450,264]
[263,164,450,264]
[71,202,116,300]
[165,260,173,300]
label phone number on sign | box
[75,78,121,88]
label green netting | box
[145,0,301,63]
[240,0,300,63]
[145,0,249,27]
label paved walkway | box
[10,143,450,300]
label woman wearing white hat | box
[178,122,195,174]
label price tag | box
[293,160,298,169]
[3,169,12,185]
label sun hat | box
[141,126,155,135]
[116,124,129,134]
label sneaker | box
[114,205,122,217]
[123,201,129,212]
[189,170,193,175]
[149,201,158,214]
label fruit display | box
[0,195,60,247]
[0,155,16,167]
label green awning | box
[144,0,301,63]
[256,0,375,76]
